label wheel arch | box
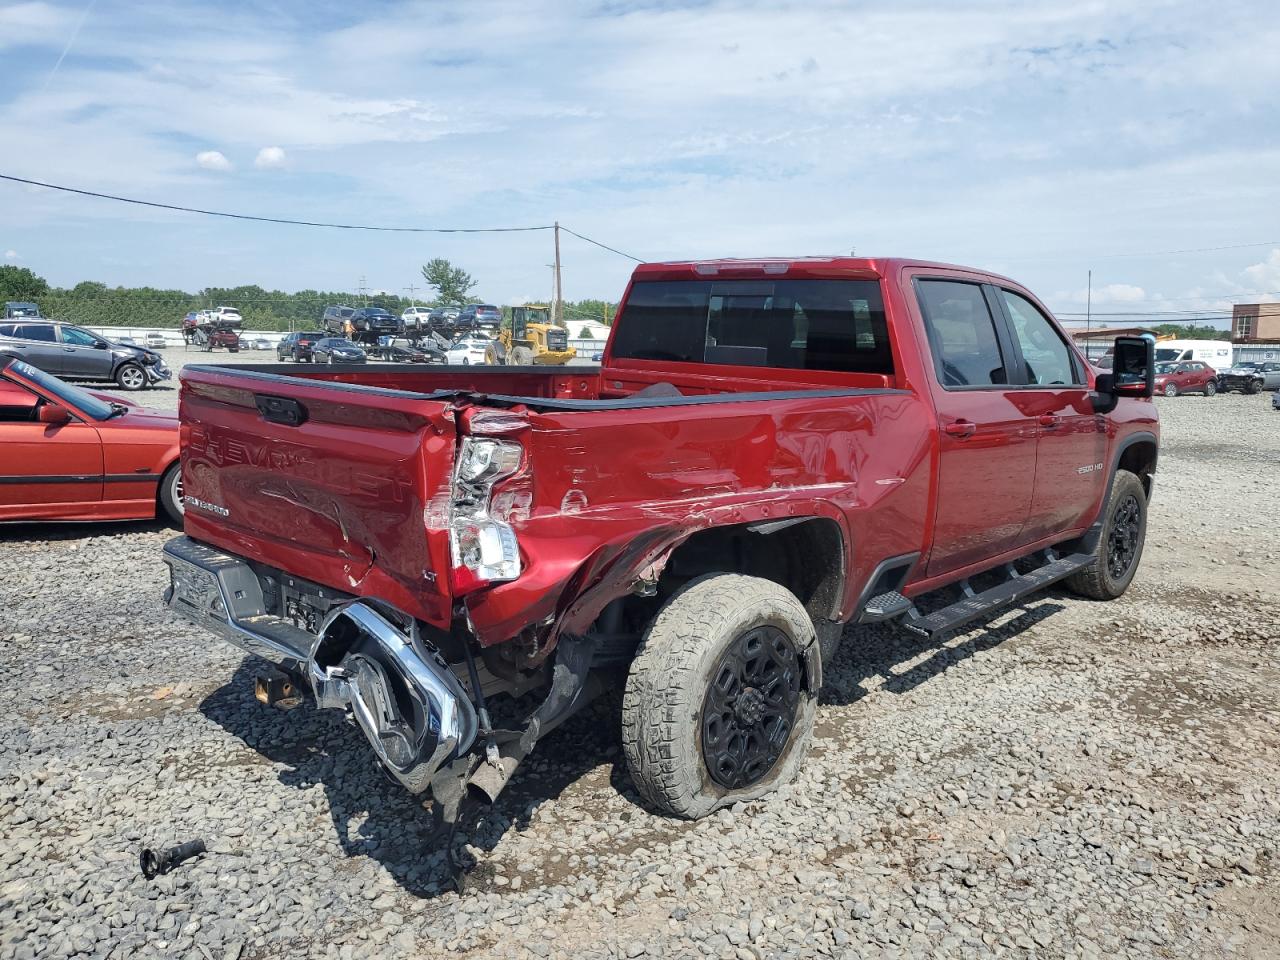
[652,515,847,626]
[1079,430,1158,554]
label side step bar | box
[877,549,1092,638]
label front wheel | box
[1246,379,1261,395]
[622,574,818,819]
[115,362,147,391]
[1066,469,1147,600]
[159,462,184,525]
[1163,383,1178,397]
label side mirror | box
[94,340,108,349]
[38,403,72,425]
[1110,335,1155,398]
[1091,336,1153,412]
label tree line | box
[0,263,617,335]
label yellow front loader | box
[484,304,576,365]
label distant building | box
[1064,325,1156,360]
[1231,303,1280,341]
[567,320,612,340]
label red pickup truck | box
[163,257,1158,827]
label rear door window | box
[611,279,892,373]
[915,280,1007,387]
[15,325,56,342]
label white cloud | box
[1241,249,1280,295]
[1097,283,1147,303]
[254,146,287,169]
[3,250,17,260]
[3,0,1280,305]
[195,150,232,172]
[0,2,75,50]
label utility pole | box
[1086,269,1092,341]
[553,221,563,326]
[403,283,419,305]
[357,275,369,306]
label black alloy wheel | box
[701,625,802,789]
[1107,493,1142,582]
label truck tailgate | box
[178,366,458,628]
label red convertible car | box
[0,356,182,523]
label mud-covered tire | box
[1066,469,1147,600]
[512,346,534,365]
[159,462,184,525]
[621,574,818,819]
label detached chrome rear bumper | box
[162,535,477,793]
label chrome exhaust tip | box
[308,602,477,794]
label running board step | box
[899,551,1093,638]
[861,590,914,623]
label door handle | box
[63,347,76,352]
[1038,414,1061,428]
[943,420,976,438]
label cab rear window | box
[611,279,892,374]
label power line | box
[0,173,554,234]
[560,226,643,262]
[1,172,650,266]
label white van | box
[1153,339,1233,373]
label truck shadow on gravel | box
[819,598,1065,707]
[199,662,625,899]
[196,598,1064,899]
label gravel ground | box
[2,384,1278,960]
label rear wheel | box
[1066,469,1147,600]
[622,574,818,819]
[115,362,147,391]
[1204,380,1217,396]
[159,462,184,525]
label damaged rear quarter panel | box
[463,390,934,647]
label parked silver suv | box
[0,321,171,390]
[1218,361,1280,395]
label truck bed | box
[177,361,919,644]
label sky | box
[1,0,1278,324]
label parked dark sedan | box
[312,338,367,364]
[277,331,326,362]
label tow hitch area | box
[254,666,303,710]
[308,603,479,794]
[162,538,478,795]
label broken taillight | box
[448,438,523,594]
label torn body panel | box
[463,388,935,650]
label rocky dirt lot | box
[2,385,1278,960]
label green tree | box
[420,258,477,306]
[1151,323,1230,341]
[0,265,49,303]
